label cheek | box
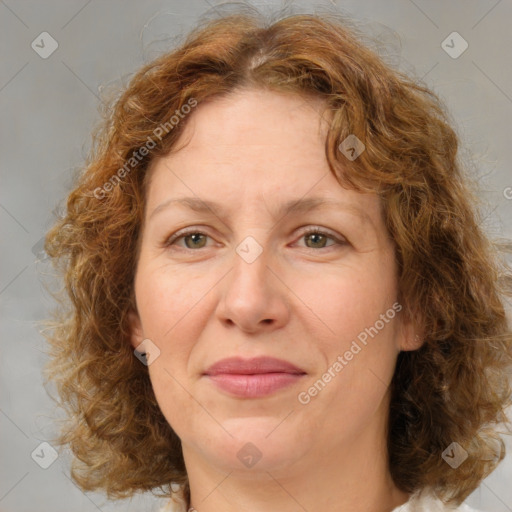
[293,258,399,412]
[136,243,399,441]
[135,265,216,431]
[292,257,398,346]
[135,262,213,342]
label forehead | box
[155,88,330,168]
[144,88,382,224]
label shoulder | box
[392,492,485,512]
[158,501,188,512]
[158,494,188,512]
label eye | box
[163,226,347,251]
[164,229,212,250]
[295,227,346,250]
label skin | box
[129,87,421,512]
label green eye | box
[182,233,208,249]
[166,231,210,249]
[164,227,346,251]
[303,231,333,249]
[297,228,345,250]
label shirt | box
[159,489,483,512]
[391,491,482,511]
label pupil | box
[183,233,327,249]
[309,233,325,248]
[186,234,205,248]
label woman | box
[44,7,512,512]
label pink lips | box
[203,356,306,398]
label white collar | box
[160,489,483,512]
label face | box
[129,88,417,476]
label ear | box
[127,308,145,350]
[397,305,425,352]
[400,330,425,352]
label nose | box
[215,242,290,334]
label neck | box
[182,401,410,512]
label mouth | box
[202,356,306,398]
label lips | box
[203,356,306,398]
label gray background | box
[1,0,511,511]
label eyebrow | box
[149,196,373,226]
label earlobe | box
[397,312,425,353]
[396,302,425,352]
[410,333,425,350]
[127,308,144,349]
[400,329,426,352]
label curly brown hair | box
[43,5,512,508]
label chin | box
[191,418,308,473]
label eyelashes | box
[163,226,347,252]
[165,230,210,250]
